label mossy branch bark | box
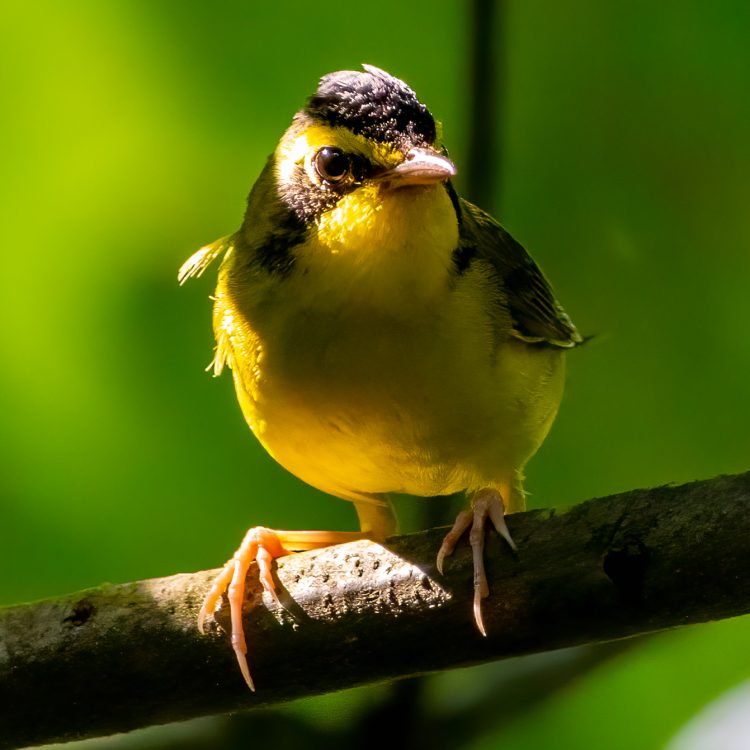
[2,472,750,748]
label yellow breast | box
[213,241,564,502]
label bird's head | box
[241,65,460,292]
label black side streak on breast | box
[255,208,307,277]
[447,182,476,274]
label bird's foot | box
[436,488,517,636]
[199,527,368,690]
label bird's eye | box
[314,147,350,183]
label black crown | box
[305,65,437,150]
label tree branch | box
[2,472,750,748]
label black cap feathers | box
[305,64,437,150]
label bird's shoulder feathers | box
[453,197,582,349]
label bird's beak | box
[379,147,457,189]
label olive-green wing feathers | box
[456,198,582,348]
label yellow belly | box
[224,289,565,503]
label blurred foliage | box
[2,0,749,748]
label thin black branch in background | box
[400,8,507,743]
[466,0,505,209]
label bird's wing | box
[455,197,582,348]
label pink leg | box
[199,526,371,690]
[436,488,517,636]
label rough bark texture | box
[2,472,749,748]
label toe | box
[469,506,490,635]
[437,509,473,574]
[198,525,373,691]
[198,561,235,634]
[487,493,518,553]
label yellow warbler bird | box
[180,64,581,690]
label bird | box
[179,64,581,690]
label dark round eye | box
[314,147,350,183]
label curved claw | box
[436,488,516,636]
[199,526,289,691]
[198,562,234,634]
[436,509,472,575]
[199,526,372,690]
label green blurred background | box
[2,1,750,748]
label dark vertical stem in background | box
[466,0,505,210]
[353,6,508,744]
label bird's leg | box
[199,526,370,690]
[436,486,517,636]
[199,497,396,691]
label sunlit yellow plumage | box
[180,64,581,690]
